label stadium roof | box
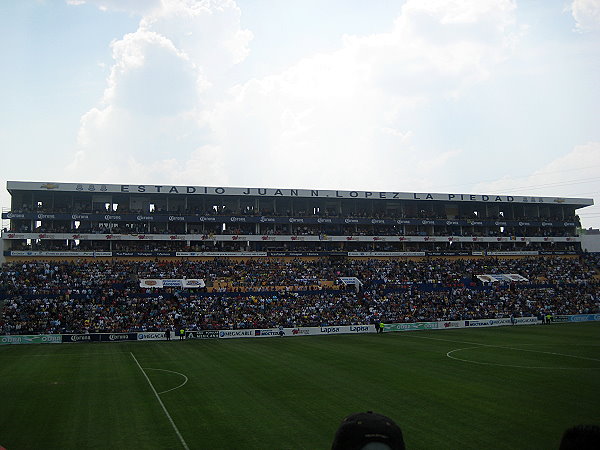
[6,180,594,206]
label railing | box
[1,207,10,231]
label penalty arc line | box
[130,352,190,450]
[446,346,600,370]
[145,368,189,395]
[404,334,600,365]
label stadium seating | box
[1,256,598,335]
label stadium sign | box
[7,181,593,205]
[289,328,311,336]
[486,251,540,256]
[176,251,268,257]
[466,318,513,327]
[2,212,583,229]
[319,327,341,334]
[98,333,138,342]
[339,277,363,286]
[216,325,375,339]
[316,325,375,334]
[348,252,426,257]
[476,274,529,283]
[348,325,372,333]
[5,249,583,259]
[466,319,495,327]
[384,322,438,332]
[219,330,255,338]
[254,329,285,337]
[439,321,465,329]
[139,279,205,288]
[289,325,375,335]
[267,251,347,257]
[555,314,600,323]
[137,332,167,341]
[186,331,219,339]
[514,317,539,324]
[62,334,98,343]
[0,335,61,345]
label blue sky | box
[1,0,599,227]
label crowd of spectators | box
[11,201,578,223]
[7,221,577,239]
[1,255,598,335]
[6,237,580,256]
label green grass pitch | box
[1,323,599,449]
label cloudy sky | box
[1,0,599,228]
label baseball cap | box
[559,425,600,450]
[331,411,405,450]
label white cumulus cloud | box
[68,0,520,192]
[67,0,252,185]
[571,0,600,31]
[203,0,520,190]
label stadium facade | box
[1,180,594,260]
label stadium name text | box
[119,185,526,203]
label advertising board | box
[555,314,600,323]
[186,330,219,339]
[62,334,99,343]
[0,317,548,345]
[0,335,62,345]
[514,317,540,325]
[438,320,465,329]
[98,333,138,342]
[217,325,375,339]
[384,322,438,332]
[218,330,256,339]
[137,332,167,341]
[466,319,500,328]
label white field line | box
[404,334,600,364]
[446,346,600,370]
[0,352,126,357]
[145,368,189,395]
[130,352,190,450]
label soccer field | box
[1,323,599,450]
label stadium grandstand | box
[0,181,599,336]
[0,180,594,258]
